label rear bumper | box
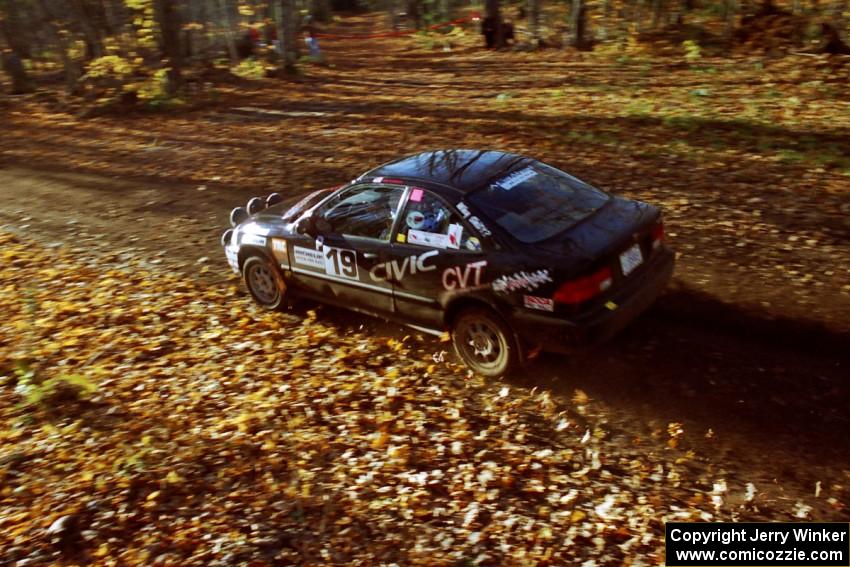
[511,248,675,353]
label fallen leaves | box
[0,233,837,565]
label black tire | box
[451,307,520,378]
[243,255,287,310]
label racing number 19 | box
[324,246,358,279]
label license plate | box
[619,244,643,276]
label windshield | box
[467,163,610,243]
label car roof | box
[363,150,532,194]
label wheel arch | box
[237,245,274,272]
[443,295,506,327]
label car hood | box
[252,187,337,224]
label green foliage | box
[86,55,134,79]
[136,68,170,101]
[11,362,97,409]
[682,40,702,62]
[126,0,156,50]
[232,58,268,80]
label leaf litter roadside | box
[1,232,846,566]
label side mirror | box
[296,215,316,235]
[296,214,332,236]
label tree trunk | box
[276,0,297,74]
[832,0,847,40]
[0,0,33,58]
[35,0,80,93]
[217,0,239,64]
[312,0,331,23]
[724,0,737,41]
[1,50,33,94]
[71,0,105,59]
[528,0,541,45]
[599,0,611,40]
[485,0,504,48]
[570,0,587,47]
[154,0,182,96]
[632,0,643,32]
[651,0,665,28]
[387,0,398,30]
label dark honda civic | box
[222,150,674,377]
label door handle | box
[363,252,378,259]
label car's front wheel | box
[243,255,287,310]
[451,307,520,378]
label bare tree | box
[70,0,104,58]
[36,0,81,93]
[217,0,239,64]
[569,0,588,48]
[528,0,541,45]
[485,0,504,48]
[724,0,737,40]
[154,0,182,95]
[275,0,298,74]
[0,0,34,93]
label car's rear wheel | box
[243,255,286,310]
[451,307,519,378]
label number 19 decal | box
[323,245,358,279]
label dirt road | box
[1,165,848,519]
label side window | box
[397,190,482,252]
[315,184,404,241]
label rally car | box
[222,150,674,377]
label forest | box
[1,0,848,99]
[1,0,849,565]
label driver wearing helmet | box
[406,202,447,233]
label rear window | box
[468,163,610,244]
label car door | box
[386,188,488,329]
[286,183,405,315]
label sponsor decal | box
[408,229,449,249]
[468,215,492,237]
[524,295,554,312]
[456,201,492,237]
[315,235,324,250]
[447,223,463,249]
[465,236,481,252]
[442,260,488,290]
[373,176,384,183]
[493,166,537,190]
[271,238,289,267]
[322,245,358,280]
[293,246,325,269]
[410,188,424,202]
[241,233,267,247]
[370,250,438,282]
[492,269,553,294]
[396,233,406,243]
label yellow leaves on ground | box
[0,233,823,565]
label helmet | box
[407,205,446,233]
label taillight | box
[553,266,613,305]
[651,222,665,249]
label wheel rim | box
[460,319,504,368]
[247,262,279,305]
